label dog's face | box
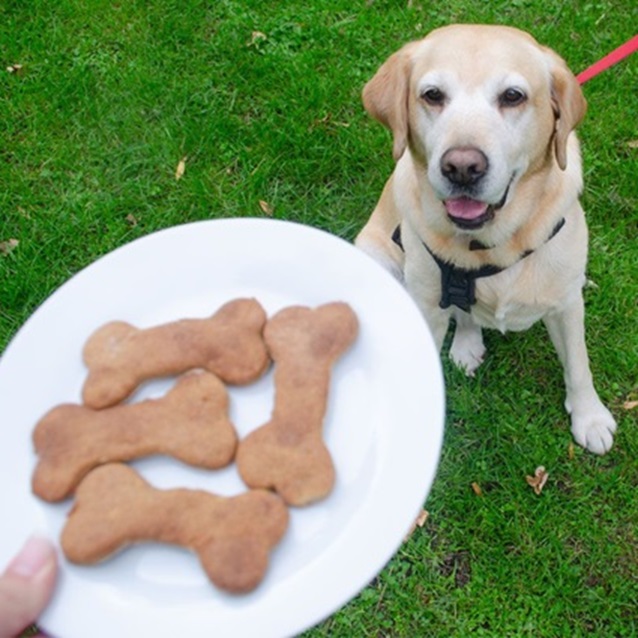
[363,25,586,232]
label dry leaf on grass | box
[0,238,19,255]
[248,31,267,47]
[312,113,350,129]
[6,64,23,74]
[125,214,138,227]
[568,442,575,460]
[623,400,638,410]
[584,278,599,290]
[404,509,429,540]
[471,482,483,496]
[525,466,549,495]
[627,140,638,149]
[259,200,273,216]
[175,156,187,180]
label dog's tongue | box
[444,197,489,220]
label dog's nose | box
[440,147,488,186]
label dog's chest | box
[471,269,559,333]
[471,295,547,333]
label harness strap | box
[422,244,503,312]
[391,218,565,313]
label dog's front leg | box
[404,261,451,351]
[543,294,617,454]
[401,221,453,351]
[421,307,450,352]
[449,310,485,376]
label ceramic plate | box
[0,218,444,638]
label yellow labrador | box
[355,24,616,454]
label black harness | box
[392,219,565,313]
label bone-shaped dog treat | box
[61,463,289,593]
[32,371,237,502]
[236,302,358,506]
[81,297,270,409]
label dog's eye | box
[499,88,527,107]
[421,87,446,106]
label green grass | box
[2,1,637,636]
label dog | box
[355,24,617,454]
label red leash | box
[577,34,638,84]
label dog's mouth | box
[444,181,512,230]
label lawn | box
[2,0,637,636]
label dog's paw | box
[449,327,486,377]
[570,407,617,455]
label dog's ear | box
[545,48,587,171]
[362,44,415,162]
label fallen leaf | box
[404,509,429,540]
[258,199,273,216]
[125,214,138,226]
[175,156,187,180]
[6,64,23,74]
[568,442,575,460]
[415,509,428,526]
[471,482,483,496]
[525,466,549,495]
[312,113,350,129]
[627,140,638,149]
[623,400,638,410]
[584,278,599,289]
[248,31,267,47]
[0,238,19,255]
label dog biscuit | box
[61,463,289,594]
[236,302,358,506]
[82,297,270,408]
[33,371,237,502]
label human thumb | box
[0,536,57,638]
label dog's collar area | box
[423,246,507,312]
[391,218,565,312]
[428,254,501,312]
[469,217,565,252]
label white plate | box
[0,218,444,638]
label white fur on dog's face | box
[415,68,539,206]
[407,30,556,225]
